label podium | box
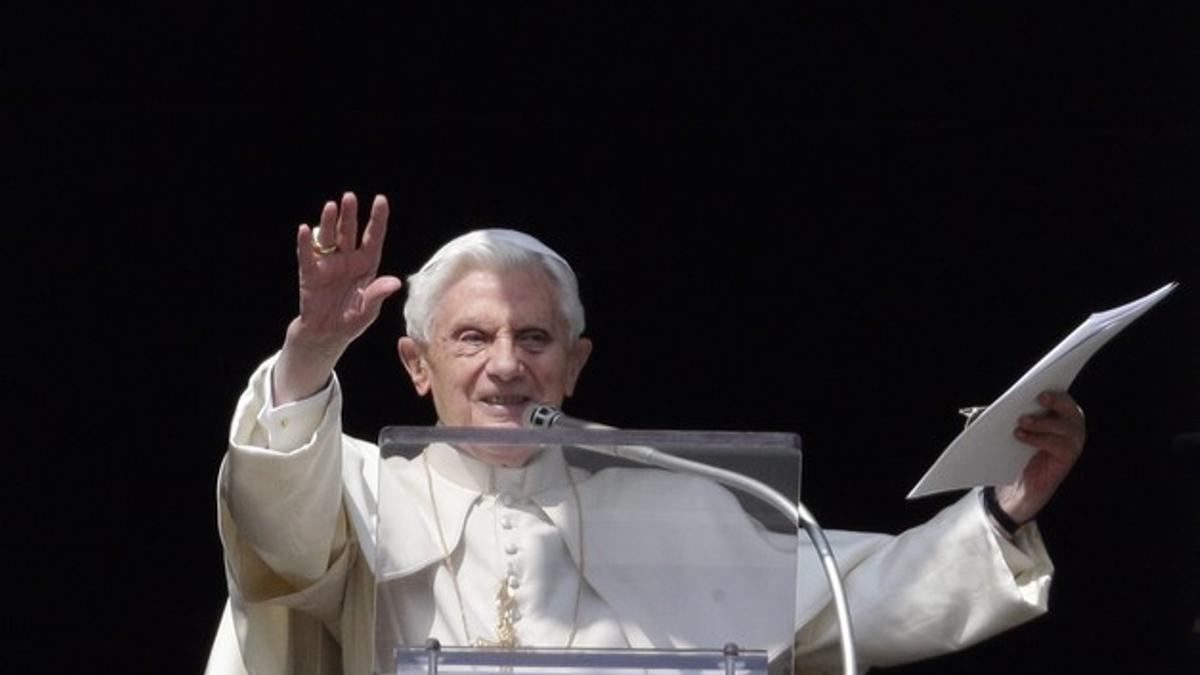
[375,425,808,675]
[393,643,769,674]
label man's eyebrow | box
[443,315,492,331]
[515,321,564,338]
[440,315,559,335]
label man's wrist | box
[982,485,1022,538]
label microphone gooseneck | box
[520,402,858,675]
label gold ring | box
[312,227,338,255]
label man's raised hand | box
[275,192,403,403]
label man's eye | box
[451,331,489,353]
[518,332,551,351]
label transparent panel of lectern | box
[374,425,803,675]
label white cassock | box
[206,356,1054,675]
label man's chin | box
[479,418,524,428]
[468,410,527,429]
[444,409,543,466]
[459,443,541,468]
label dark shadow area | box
[6,5,1197,673]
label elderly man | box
[207,192,1086,675]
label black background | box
[6,5,1198,673]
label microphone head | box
[523,403,563,428]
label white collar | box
[424,442,570,498]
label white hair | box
[403,229,585,344]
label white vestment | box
[207,356,1053,675]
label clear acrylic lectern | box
[375,426,805,675]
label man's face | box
[398,265,591,464]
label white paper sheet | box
[907,281,1178,499]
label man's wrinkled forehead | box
[419,228,574,275]
[428,263,568,333]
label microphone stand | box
[525,405,858,675]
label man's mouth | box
[479,395,532,407]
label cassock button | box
[504,543,518,555]
[507,576,520,589]
[499,516,514,529]
[499,493,515,507]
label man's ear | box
[564,337,593,397]
[398,337,431,396]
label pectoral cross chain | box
[472,581,520,649]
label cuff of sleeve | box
[257,365,334,451]
[974,488,1054,589]
[979,485,1020,540]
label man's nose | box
[485,338,523,379]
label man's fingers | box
[1015,426,1081,453]
[1018,413,1083,439]
[338,191,359,249]
[301,192,388,281]
[315,201,338,249]
[1017,414,1084,449]
[360,276,404,315]
[361,194,390,265]
[297,224,319,271]
[1039,390,1085,421]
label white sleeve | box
[221,354,349,591]
[795,489,1054,669]
[256,364,333,451]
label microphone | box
[522,403,657,462]
[523,403,610,430]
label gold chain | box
[422,451,585,649]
